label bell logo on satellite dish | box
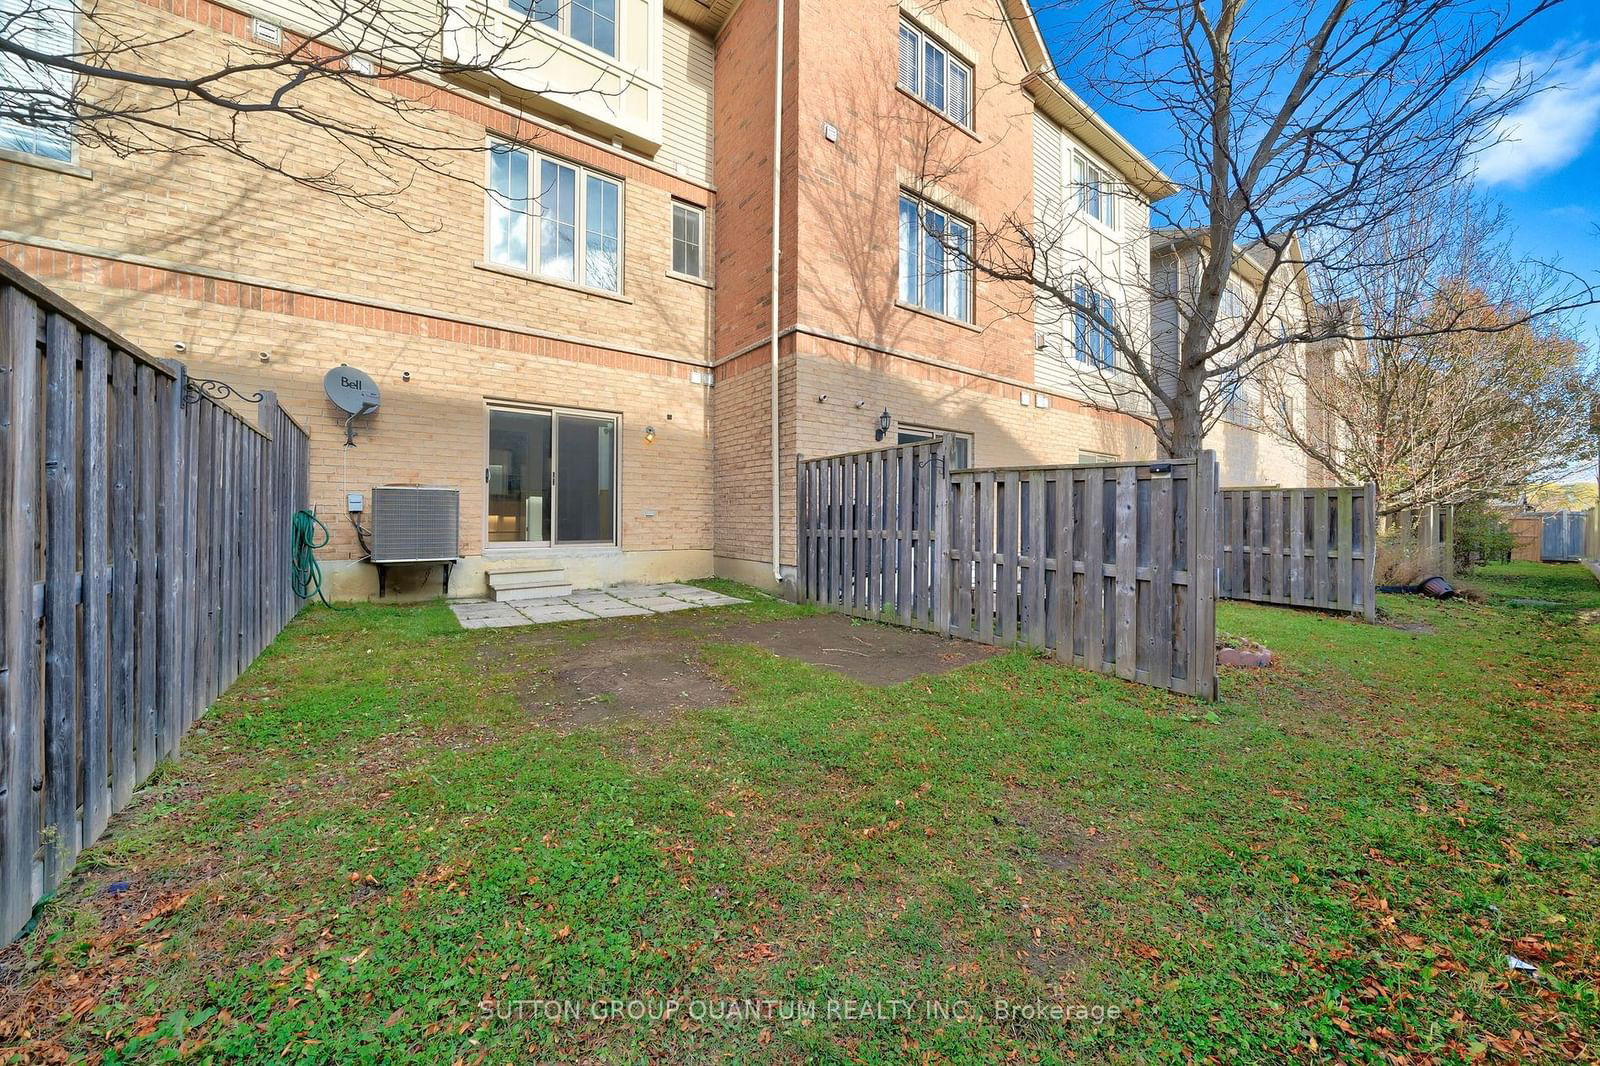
[324,365,381,446]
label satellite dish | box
[324,365,381,415]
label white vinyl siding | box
[896,19,972,129]
[488,141,624,293]
[0,0,73,161]
[1030,113,1153,405]
[660,16,714,184]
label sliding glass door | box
[555,414,615,544]
[487,406,617,547]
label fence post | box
[1441,504,1456,579]
[1195,451,1219,701]
[933,437,950,636]
[1363,482,1378,622]
[161,361,187,762]
[1,286,44,940]
[793,452,807,604]
[259,393,279,636]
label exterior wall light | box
[644,425,657,444]
[875,409,892,441]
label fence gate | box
[1,262,311,943]
[795,438,950,631]
[796,442,1219,700]
[1218,484,1377,618]
[1541,512,1589,562]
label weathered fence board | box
[1218,484,1377,618]
[797,440,950,633]
[0,262,310,943]
[797,442,1218,699]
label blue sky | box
[1035,1,1600,352]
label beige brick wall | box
[796,345,1156,473]
[0,0,727,596]
[1206,422,1315,488]
[710,343,797,569]
[1,0,714,365]
[5,246,715,587]
[713,333,1158,577]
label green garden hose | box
[290,509,342,609]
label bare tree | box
[952,0,1596,459]
[1264,186,1600,511]
[0,0,630,218]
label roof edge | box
[1025,70,1177,202]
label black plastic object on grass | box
[1375,577,1456,598]
[1418,576,1455,599]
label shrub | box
[1375,534,1431,587]
[1452,502,1514,572]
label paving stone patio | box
[450,583,748,629]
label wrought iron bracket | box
[183,377,265,407]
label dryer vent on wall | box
[370,486,460,563]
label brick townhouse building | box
[1,0,1320,598]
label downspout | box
[769,0,786,587]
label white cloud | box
[1475,45,1600,187]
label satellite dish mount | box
[323,365,382,447]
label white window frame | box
[508,0,619,59]
[896,19,973,130]
[0,0,75,163]
[898,191,975,323]
[485,140,625,295]
[1072,151,1117,230]
[899,425,973,469]
[1071,283,1117,369]
[1220,371,1255,428]
[483,401,621,549]
[670,200,705,280]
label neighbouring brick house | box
[1,0,1323,598]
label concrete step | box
[488,567,568,592]
[492,582,575,603]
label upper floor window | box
[0,0,73,162]
[1221,372,1255,427]
[1072,284,1117,369]
[1074,152,1116,229]
[897,20,972,129]
[487,142,623,293]
[899,193,973,323]
[511,0,617,58]
[671,201,704,279]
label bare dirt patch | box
[477,612,997,731]
[529,640,735,732]
[713,614,998,685]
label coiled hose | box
[290,509,342,609]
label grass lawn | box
[2,562,1597,1063]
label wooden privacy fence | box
[795,441,1219,699]
[1,262,310,942]
[1218,484,1378,619]
[795,437,952,632]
